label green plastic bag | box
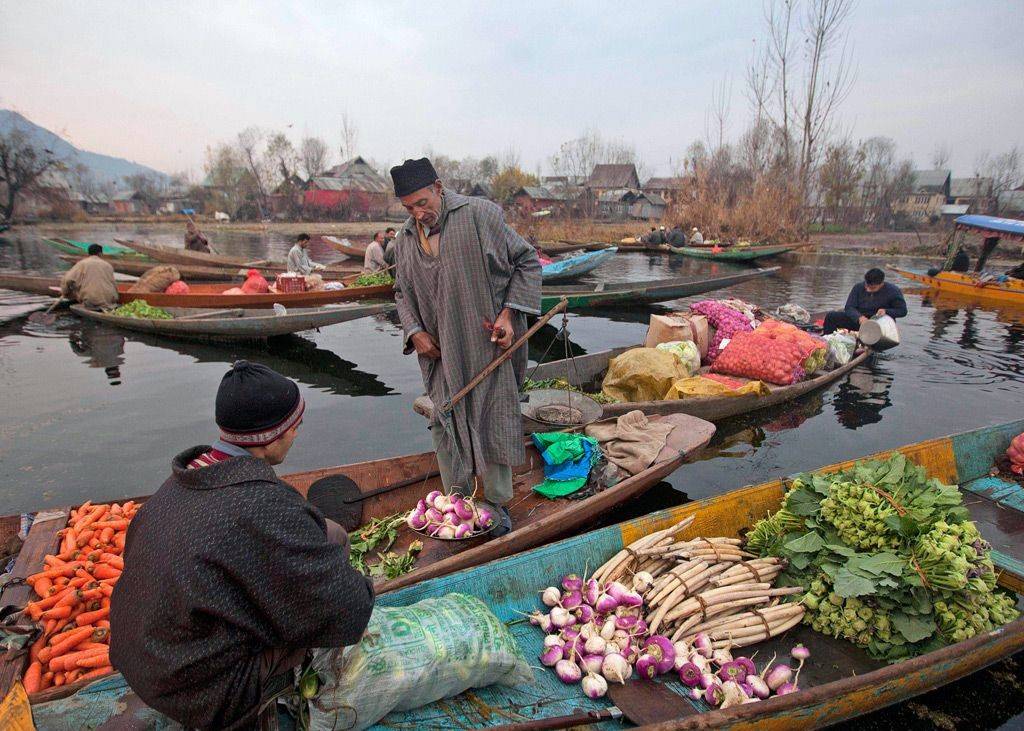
[308,594,531,731]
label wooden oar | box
[28,298,67,325]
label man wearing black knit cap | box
[388,157,541,536]
[111,361,374,731]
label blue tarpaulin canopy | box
[955,214,1024,242]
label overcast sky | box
[3,1,1022,180]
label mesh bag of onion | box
[307,593,532,731]
[710,330,808,385]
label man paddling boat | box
[111,361,374,730]
[389,157,541,537]
[823,267,907,334]
[59,243,118,309]
[185,220,211,253]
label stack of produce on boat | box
[601,298,847,403]
[111,300,173,320]
[406,490,495,538]
[1005,431,1024,475]
[224,269,273,295]
[21,501,136,693]
[747,453,1021,661]
[530,514,806,704]
[354,271,394,287]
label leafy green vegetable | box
[349,514,420,579]
[354,272,394,287]
[112,300,172,319]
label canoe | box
[117,239,360,276]
[0,412,715,706]
[0,273,62,297]
[891,267,1024,307]
[108,281,394,309]
[27,419,1024,727]
[413,350,871,427]
[670,243,811,261]
[58,255,246,282]
[541,247,618,283]
[41,237,140,258]
[70,302,396,342]
[540,267,780,313]
[322,235,370,258]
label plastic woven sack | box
[665,375,770,399]
[655,340,701,377]
[308,593,531,731]
[602,348,689,402]
[690,301,755,363]
[711,330,807,385]
[754,320,827,373]
[128,265,180,293]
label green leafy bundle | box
[349,513,421,579]
[354,272,394,287]
[748,452,1019,661]
[111,300,173,319]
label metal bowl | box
[521,388,604,432]
[411,499,499,541]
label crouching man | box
[111,360,374,730]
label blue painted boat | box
[26,419,1024,729]
[541,247,618,283]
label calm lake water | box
[2,226,1024,728]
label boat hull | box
[111,281,394,308]
[118,239,359,275]
[541,247,618,282]
[891,267,1024,307]
[59,255,244,282]
[670,243,808,261]
[42,238,139,257]
[322,235,370,258]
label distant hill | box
[0,109,169,188]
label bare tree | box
[930,143,951,169]
[339,113,359,162]
[0,125,63,224]
[299,136,331,179]
[236,127,270,218]
[985,147,1022,213]
[549,130,641,182]
[265,132,299,187]
[706,76,733,152]
[765,0,796,165]
[124,172,166,212]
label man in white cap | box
[691,227,704,245]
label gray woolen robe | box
[393,189,541,477]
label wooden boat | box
[413,349,871,427]
[0,273,62,297]
[891,267,1024,307]
[1,413,715,707]
[25,419,1024,727]
[109,281,394,309]
[116,239,360,276]
[70,302,395,342]
[58,254,246,282]
[541,247,618,283]
[537,241,590,256]
[540,267,780,313]
[670,242,810,261]
[322,235,370,258]
[40,237,141,258]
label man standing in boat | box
[184,220,211,253]
[287,233,326,275]
[389,157,541,537]
[60,243,118,309]
[111,360,374,730]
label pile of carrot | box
[20,500,136,694]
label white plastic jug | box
[858,315,900,350]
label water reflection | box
[832,362,894,429]
[68,322,125,385]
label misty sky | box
[3,1,1022,180]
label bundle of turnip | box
[674,639,812,707]
[529,514,805,699]
[406,490,495,539]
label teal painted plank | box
[963,476,1024,512]
[31,674,179,729]
[952,419,1024,483]
[371,525,625,729]
[992,549,1024,581]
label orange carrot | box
[28,635,47,663]
[65,669,82,683]
[40,605,72,621]
[90,519,128,531]
[81,665,113,680]
[76,530,95,549]
[99,527,115,544]
[77,641,108,651]
[75,606,109,626]
[54,589,83,609]
[113,533,126,551]
[33,577,53,597]
[76,652,110,668]
[43,626,93,661]
[22,661,43,694]
[92,564,120,581]
[48,646,106,673]
[43,555,65,568]
[99,584,114,597]
[25,565,75,584]
[96,620,110,630]
[53,672,65,687]
[99,554,124,570]
[41,670,54,690]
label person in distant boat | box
[1006,262,1024,281]
[823,267,908,334]
[184,220,211,253]
[389,157,540,538]
[287,233,325,275]
[363,231,387,272]
[666,224,687,247]
[951,247,970,272]
[60,243,118,309]
[111,360,374,731]
[690,227,705,245]
[383,227,399,267]
[642,227,664,245]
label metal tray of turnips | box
[406,490,498,541]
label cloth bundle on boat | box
[655,340,701,376]
[307,593,531,731]
[530,432,600,497]
[584,410,673,475]
[664,374,771,399]
[128,265,180,293]
[601,347,689,402]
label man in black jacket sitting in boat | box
[823,268,908,334]
[111,360,374,730]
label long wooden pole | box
[443,297,568,414]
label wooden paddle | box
[28,298,67,325]
[486,679,692,730]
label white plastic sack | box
[307,593,531,731]
[655,340,701,376]
[824,332,857,368]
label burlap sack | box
[128,265,180,293]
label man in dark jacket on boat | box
[666,225,687,247]
[823,268,908,334]
[111,361,374,730]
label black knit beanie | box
[390,157,439,197]
[215,360,304,447]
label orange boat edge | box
[890,267,1024,307]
